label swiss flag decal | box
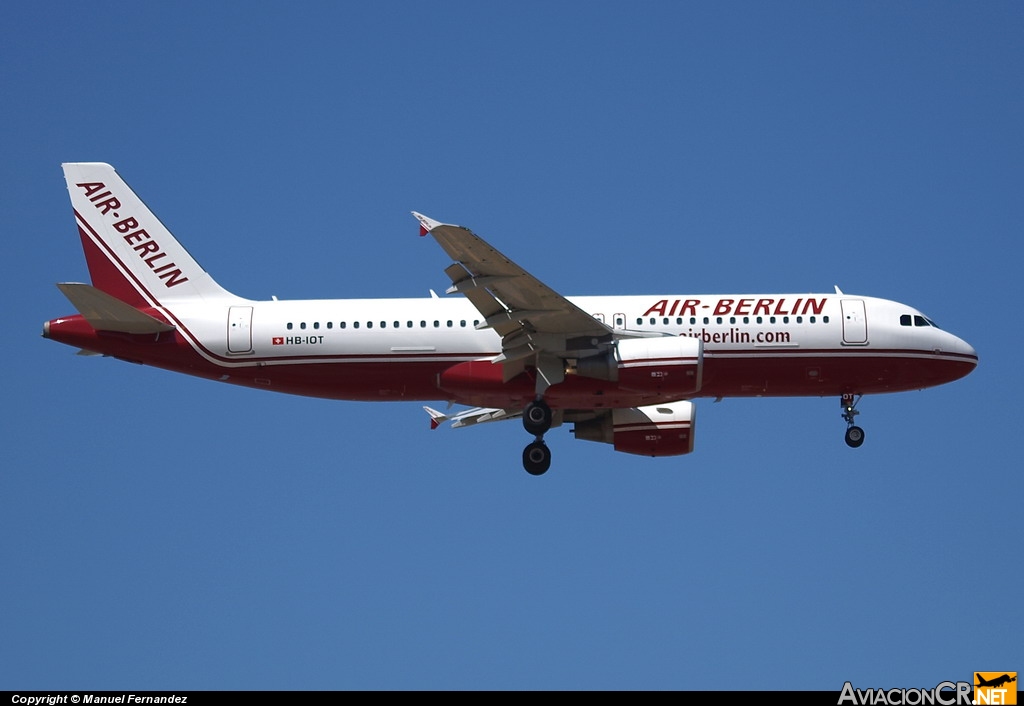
[272,337,284,345]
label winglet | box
[412,211,443,236]
[423,406,449,430]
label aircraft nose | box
[964,340,978,366]
[955,334,978,362]
[949,333,978,371]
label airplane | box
[976,674,1017,689]
[43,163,979,475]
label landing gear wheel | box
[840,394,865,448]
[523,399,553,436]
[845,425,865,448]
[523,440,551,476]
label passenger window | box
[287,322,293,330]
[300,322,307,330]
[340,322,346,329]
[353,321,359,329]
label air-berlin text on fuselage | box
[75,181,189,288]
[643,297,828,318]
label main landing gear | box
[841,393,865,448]
[522,399,553,475]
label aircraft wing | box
[424,405,522,429]
[414,212,617,388]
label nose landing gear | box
[841,393,865,448]
[522,399,553,475]
[523,440,551,475]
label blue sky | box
[3,1,1020,691]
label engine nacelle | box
[572,400,696,457]
[575,336,703,396]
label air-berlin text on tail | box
[75,181,189,288]
[643,297,828,318]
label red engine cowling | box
[575,336,703,396]
[572,400,696,457]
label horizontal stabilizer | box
[56,283,176,334]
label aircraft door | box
[840,299,868,345]
[228,306,253,353]
[614,313,627,330]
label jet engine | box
[572,400,696,457]
[574,336,703,396]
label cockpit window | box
[902,313,941,329]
